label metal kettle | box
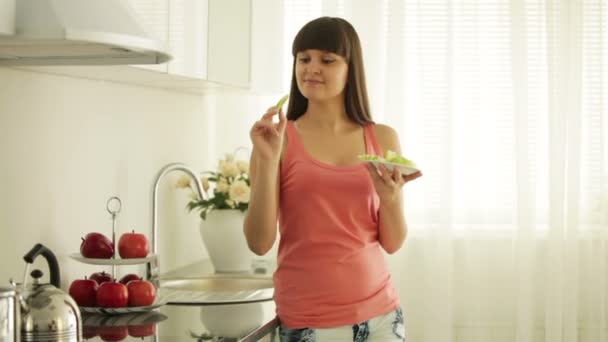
[15,244,82,342]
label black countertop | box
[81,302,279,341]
[80,259,279,341]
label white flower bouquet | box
[177,151,250,220]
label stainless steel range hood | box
[0,0,171,66]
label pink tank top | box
[274,120,400,328]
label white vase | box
[199,209,253,273]
[199,303,264,338]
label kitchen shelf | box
[79,296,166,315]
[69,253,158,266]
[82,311,167,326]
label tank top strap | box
[363,123,383,156]
[285,120,304,156]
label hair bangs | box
[292,17,350,60]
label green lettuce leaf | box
[358,150,416,167]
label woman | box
[244,16,422,342]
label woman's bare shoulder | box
[372,123,401,153]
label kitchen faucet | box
[147,163,207,283]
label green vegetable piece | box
[393,156,416,167]
[384,150,416,167]
[359,150,416,167]
[276,95,289,111]
[358,154,382,161]
[384,150,398,161]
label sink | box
[158,275,274,305]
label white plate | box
[79,297,166,315]
[363,160,420,176]
[69,253,157,265]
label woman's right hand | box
[250,106,287,161]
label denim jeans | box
[279,307,405,342]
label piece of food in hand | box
[80,232,114,259]
[96,281,129,308]
[89,271,113,285]
[118,273,141,285]
[275,94,289,111]
[118,230,149,259]
[358,150,417,167]
[69,277,98,307]
[127,279,156,307]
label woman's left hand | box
[365,163,422,204]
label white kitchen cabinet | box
[16,0,283,94]
[166,0,208,80]
[127,0,170,74]
[129,0,243,84]
[204,0,285,93]
[129,0,208,79]
[0,0,15,36]
[162,0,268,89]
[206,0,250,87]
[249,0,284,95]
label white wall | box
[0,67,278,289]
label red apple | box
[98,325,128,342]
[128,323,156,337]
[127,279,156,307]
[82,325,99,339]
[96,281,128,308]
[89,271,112,285]
[69,277,98,307]
[118,230,149,259]
[118,273,141,285]
[80,232,114,259]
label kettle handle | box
[23,244,60,288]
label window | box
[282,0,608,235]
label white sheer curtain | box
[282,0,608,341]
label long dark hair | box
[286,17,374,125]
